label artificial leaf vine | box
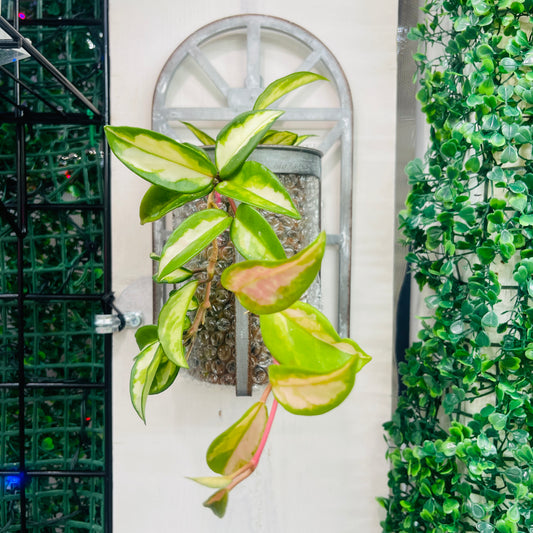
[383,2,533,532]
[106,71,370,517]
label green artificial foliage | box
[383,2,533,532]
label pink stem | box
[251,399,278,468]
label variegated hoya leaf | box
[261,301,371,415]
[221,231,326,314]
[130,341,163,422]
[253,71,328,111]
[230,204,286,261]
[260,301,371,373]
[139,183,213,224]
[260,130,298,145]
[104,126,216,192]
[156,267,193,284]
[268,358,359,416]
[206,402,268,475]
[189,475,233,489]
[134,324,159,350]
[149,353,180,395]
[216,160,300,219]
[203,489,229,518]
[181,121,216,146]
[157,209,231,281]
[215,109,284,178]
[294,134,314,146]
[157,280,198,368]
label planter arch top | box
[151,14,354,339]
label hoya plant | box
[105,71,370,517]
[383,2,533,532]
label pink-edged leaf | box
[260,301,371,372]
[221,231,326,314]
[206,402,268,475]
[268,357,359,416]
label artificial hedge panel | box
[383,1,533,532]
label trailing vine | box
[383,1,533,532]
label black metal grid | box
[0,1,111,531]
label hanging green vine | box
[383,1,533,532]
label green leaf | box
[500,57,518,73]
[230,204,286,260]
[181,121,215,145]
[215,109,284,178]
[157,209,231,281]
[41,437,54,451]
[253,71,327,110]
[519,214,533,226]
[260,301,371,373]
[104,126,216,192]
[260,130,298,145]
[139,184,213,224]
[221,231,326,314]
[488,412,508,430]
[149,353,179,395]
[130,341,163,422]
[269,357,359,416]
[157,280,198,368]
[134,325,158,350]
[203,489,229,518]
[443,498,459,514]
[440,140,458,157]
[216,160,300,219]
[482,310,499,328]
[206,402,268,475]
[294,134,314,146]
[501,145,519,164]
[188,475,232,489]
[465,157,481,172]
[156,267,193,284]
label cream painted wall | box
[109,1,398,531]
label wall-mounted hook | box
[94,311,143,334]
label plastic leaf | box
[130,341,163,422]
[135,324,158,350]
[157,209,231,281]
[157,280,198,368]
[104,126,216,192]
[139,183,213,224]
[215,109,283,178]
[221,231,326,314]
[216,160,300,219]
[260,130,298,145]
[189,476,232,489]
[230,204,286,260]
[260,301,371,372]
[253,71,327,110]
[149,353,179,395]
[181,121,215,146]
[206,402,268,475]
[203,489,229,518]
[268,358,359,416]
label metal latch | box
[94,311,143,334]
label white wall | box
[109,1,398,531]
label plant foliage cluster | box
[106,72,370,516]
[383,1,533,532]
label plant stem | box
[184,238,219,345]
[252,398,278,468]
[227,197,238,216]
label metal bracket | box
[94,312,143,334]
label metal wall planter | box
[151,14,353,396]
